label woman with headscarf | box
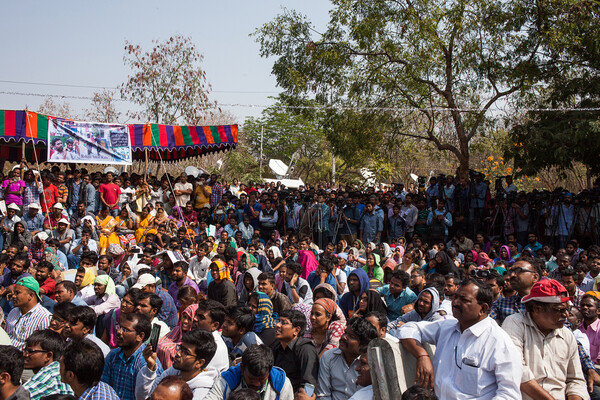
[493,245,515,265]
[297,249,318,279]
[379,243,393,260]
[267,246,284,272]
[347,247,363,270]
[44,247,65,279]
[207,259,238,307]
[304,298,346,357]
[389,287,445,335]
[248,291,278,348]
[354,289,388,318]
[157,304,199,369]
[4,221,31,251]
[265,230,281,249]
[434,251,458,275]
[84,275,120,317]
[336,240,347,254]
[74,266,96,299]
[477,252,494,269]
[362,253,384,282]
[352,239,366,255]
[238,268,261,305]
[399,248,419,273]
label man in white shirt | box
[174,173,193,208]
[192,300,229,373]
[399,278,522,399]
[137,329,219,400]
[400,194,418,237]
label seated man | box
[281,262,313,306]
[134,292,170,339]
[54,280,87,306]
[34,260,56,312]
[0,345,28,400]
[60,339,120,399]
[23,329,74,399]
[5,276,51,351]
[258,272,292,315]
[221,305,263,357]
[137,329,219,400]
[271,309,319,392]
[205,344,293,400]
[133,273,178,329]
[64,305,111,357]
[377,270,417,321]
[503,279,588,400]
[316,317,379,400]
[192,300,229,373]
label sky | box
[0,1,332,124]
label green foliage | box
[254,0,546,177]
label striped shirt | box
[5,303,51,350]
[80,381,121,400]
[23,361,74,400]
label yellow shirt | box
[194,184,211,209]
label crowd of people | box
[0,162,598,400]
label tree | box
[506,0,600,186]
[254,0,546,178]
[84,90,121,123]
[243,98,329,181]
[120,35,216,125]
[37,97,78,119]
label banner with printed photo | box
[47,118,132,165]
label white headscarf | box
[269,246,282,259]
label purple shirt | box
[2,179,26,205]
[168,277,199,308]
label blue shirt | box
[155,287,178,329]
[102,343,163,400]
[489,295,525,325]
[469,182,487,209]
[359,212,381,243]
[377,286,417,321]
[23,212,45,233]
[80,381,120,400]
[307,271,337,292]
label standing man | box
[209,174,223,209]
[399,278,522,399]
[359,203,381,245]
[503,279,588,400]
[174,173,193,209]
[98,172,121,217]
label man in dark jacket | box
[339,268,370,319]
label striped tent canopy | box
[129,123,238,161]
[0,109,238,163]
[0,110,49,162]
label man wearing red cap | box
[503,279,588,400]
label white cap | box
[29,203,40,210]
[58,218,69,225]
[132,274,157,289]
[35,232,49,241]
[7,204,20,211]
[52,203,64,210]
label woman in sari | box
[157,304,198,369]
[134,206,157,244]
[305,298,346,357]
[114,207,136,248]
[96,206,120,255]
[298,249,318,279]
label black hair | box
[582,293,600,308]
[365,310,388,331]
[37,260,54,273]
[174,261,189,273]
[0,345,23,386]
[240,344,274,377]
[227,306,255,334]
[125,288,143,304]
[391,270,410,288]
[460,278,494,310]
[122,312,152,341]
[80,251,98,265]
[69,306,97,331]
[14,253,30,270]
[561,267,577,278]
[52,302,76,321]
[426,272,446,296]
[177,285,199,302]
[25,329,65,361]
[319,257,335,274]
[197,300,226,329]
[98,254,113,265]
[227,389,261,400]
[258,271,276,285]
[182,329,217,366]
[41,395,77,400]
[347,317,379,347]
[55,281,77,299]
[279,309,307,336]
[402,386,438,400]
[285,261,303,276]
[62,340,105,387]
[411,267,425,277]
[136,292,163,316]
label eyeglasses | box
[508,267,535,275]
[23,348,50,355]
[547,306,569,315]
[116,324,136,334]
[175,345,197,358]
[470,270,490,279]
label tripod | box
[332,206,353,244]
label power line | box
[1,90,600,113]
[0,80,279,94]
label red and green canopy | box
[0,109,238,163]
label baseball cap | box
[521,279,573,304]
[58,218,69,225]
[16,277,42,301]
[132,274,157,289]
[53,203,64,210]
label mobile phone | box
[149,323,161,351]
[304,383,315,397]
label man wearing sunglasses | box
[490,259,541,325]
[503,279,588,400]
